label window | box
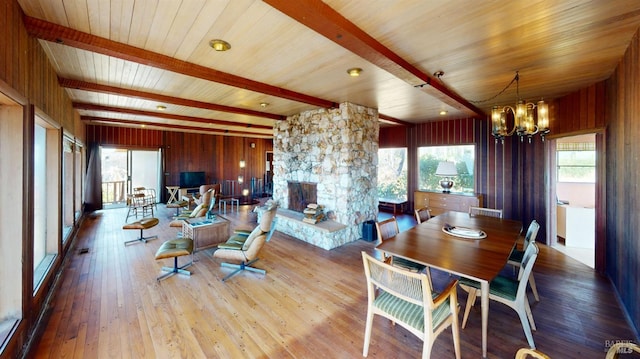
[557,142,595,183]
[62,137,74,241]
[33,118,59,293]
[0,101,24,350]
[377,148,407,200]
[417,145,475,193]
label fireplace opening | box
[288,181,317,212]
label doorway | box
[101,147,161,207]
[549,134,596,268]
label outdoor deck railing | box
[102,180,126,204]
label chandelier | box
[491,72,550,143]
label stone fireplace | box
[272,102,379,249]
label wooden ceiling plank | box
[263,0,484,117]
[58,77,283,120]
[23,15,336,109]
[73,102,274,130]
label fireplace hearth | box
[287,181,317,212]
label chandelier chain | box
[468,72,519,104]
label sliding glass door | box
[101,147,161,206]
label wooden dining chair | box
[375,217,430,283]
[605,342,640,358]
[468,206,503,218]
[508,220,541,301]
[414,206,432,224]
[459,242,540,349]
[515,348,551,359]
[361,251,461,359]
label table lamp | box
[436,161,458,193]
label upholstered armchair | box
[169,200,211,229]
[194,184,221,207]
[213,200,278,281]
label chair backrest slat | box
[523,220,540,248]
[469,206,503,218]
[362,252,429,306]
[414,207,431,224]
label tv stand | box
[178,187,200,200]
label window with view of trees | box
[377,148,408,200]
[418,145,475,193]
[557,142,595,183]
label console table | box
[414,191,482,216]
[182,216,230,253]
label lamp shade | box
[436,161,458,177]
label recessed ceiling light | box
[156,105,166,111]
[347,68,363,77]
[260,102,269,108]
[209,39,231,51]
[439,110,448,116]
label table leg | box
[481,280,489,358]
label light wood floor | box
[29,204,638,358]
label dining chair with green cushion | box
[458,242,540,349]
[361,251,461,359]
[375,217,431,285]
[468,206,503,218]
[414,206,432,224]
[508,220,541,301]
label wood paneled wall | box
[552,82,607,133]
[603,28,640,336]
[86,125,163,148]
[0,1,85,358]
[163,132,273,200]
[86,126,274,202]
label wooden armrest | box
[432,279,458,307]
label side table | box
[166,186,179,203]
[182,216,231,255]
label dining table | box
[375,210,523,358]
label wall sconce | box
[238,175,244,184]
[239,160,246,168]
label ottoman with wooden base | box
[122,217,159,245]
[155,237,194,281]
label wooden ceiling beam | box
[73,102,274,130]
[263,0,484,117]
[378,113,413,127]
[24,16,336,109]
[81,116,271,137]
[60,78,284,121]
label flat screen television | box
[179,171,206,188]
